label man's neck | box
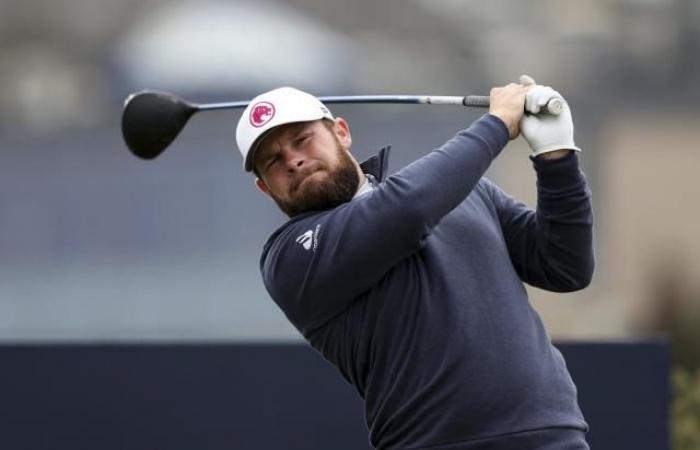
[353,175,373,199]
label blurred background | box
[1,0,698,446]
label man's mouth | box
[291,165,326,194]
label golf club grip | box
[463,95,490,107]
[463,95,562,115]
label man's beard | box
[272,143,360,217]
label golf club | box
[121,90,563,160]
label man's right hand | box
[489,81,533,140]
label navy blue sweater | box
[260,114,594,449]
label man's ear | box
[334,117,352,150]
[255,178,271,197]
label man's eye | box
[295,134,311,146]
[266,156,279,169]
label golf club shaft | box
[196,95,490,111]
[195,94,561,114]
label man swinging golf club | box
[236,75,594,450]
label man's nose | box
[286,152,305,172]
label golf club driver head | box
[122,91,197,160]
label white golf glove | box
[520,83,581,156]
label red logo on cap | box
[250,102,275,127]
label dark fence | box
[0,342,668,450]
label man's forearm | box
[532,151,594,291]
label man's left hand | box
[519,81,581,158]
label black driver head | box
[121,91,197,160]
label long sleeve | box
[485,151,594,292]
[261,114,510,334]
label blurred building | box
[1,0,699,341]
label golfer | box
[236,77,594,450]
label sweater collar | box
[358,145,391,182]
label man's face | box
[253,118,360,217]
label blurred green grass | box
[673,367,700,450]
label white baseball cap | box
[236,87,334,172]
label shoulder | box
[476,177,513,203]
[474,177,497,200]
[469,178,503,218]
[259,205,351,279]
